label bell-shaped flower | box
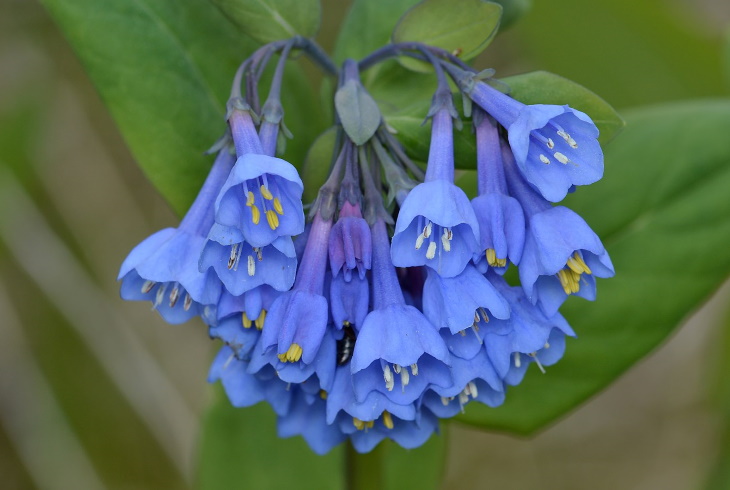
[466,79,603,202]
[118,150,233,324]
[471,115,525,274]
[215,106,305,247]
[343,407,441,454]
[391,106,480,278]
[482,273,575,379]
[276,388,347,455]
[208,346,292,416]
[351,219,452,405]
[199,223,297,296]
[422,265,510,336]
[259,214,333,366]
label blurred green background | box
[1,0,729,488]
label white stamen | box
[479,307,489,323]
[228,243,239,269]
[514,352,522,368]
[141,280,156,294]
[223,353,235,369]
[183,293,193,311]
[423,221,433,238]
[410,363,419,376]
[554,152,570,164]
[531,353,546,374]
[426,241,437,260]
[383,365,394,391]
[247,255,256,277]
[547,138,555,149]
[539,154,550,164]
[255,247,263,261]
[153,283,167,309]
[441,396,451,406]
[168,283,180,307]
[544,342,550,349]
[415,232,425,250]
[458,391,469,408]
[393,363,402,374]
[557,129,578,148]
[400,367,410,391]
[468,381,478,398]
[471,326,483,343]
[441,229,451,252]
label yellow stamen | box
[273,197,284,215]
[353,418,365,431]
[266,210,279,230]
[382,411,394,430]
[260,185,274,200]
[277,343,303,363]
[557,269,581,295]
[319,390,328,400]
[242,312,252,329]
[255,309,266,330]
[567,252,592,275]
[486,248,507,268]
[246,191,255,206]
[250,205,260,225]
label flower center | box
[556,252,592,295]
[144,280,193,311]
[242,309,266,330]
[531,122,579,166]
[277,342,303,362]
[382,362,419,392]
[242,174,285,230]
[414,219,453,260]
[485,248,507,268]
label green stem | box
[346,442,385,490]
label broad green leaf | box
[511,0,725,108]
[723,26,730,91]
[335,80,382,145]
[301,127,337,203]
[455,100,730,434]
[42,0,322,216]
[392,0,502,72]
[490,0,531,29]
[197,387,344,489]
[210,0,321,44]
[502,71,625,144]
[333,0,421,64]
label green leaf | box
[210,0,321,44]
[197,387,344,489]
[392,0,502,72]
[41,0,322,216]
[301,127,337,203]
[502,71,625,144]
[456,99,730,434]
[335,80,382,145]
[334,0,421,63]
[490,0,531,29]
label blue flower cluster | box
[118,42,614,454]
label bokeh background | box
[1,0,729,488]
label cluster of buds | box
[118,38,613,453]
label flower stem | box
[345,442,384,490]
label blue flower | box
[328,203,372,282]
[208,346,293,416]
[505,154,614,316]
[215,153,305,247]
[258,214,332,366]
[199,223,297,296]
[351,220,452,405]
[471,115,525,273]
[466,79,603,202]
[118,150,234,324]
[391,107,480,278]
[481,273,575,380]
[391,180,480,278]
[422,265,510,335]
[276,389,347,455]
[343,408,441,454]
